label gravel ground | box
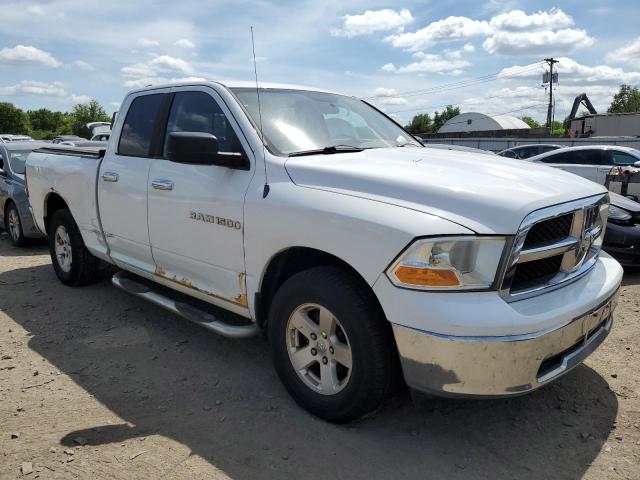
[0,233,639,480]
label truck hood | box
[285,147,606,234]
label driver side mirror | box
[166,132,249,170]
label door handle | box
[102,171,119,182]
[151,179,174,190]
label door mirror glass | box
[166,132,247,168]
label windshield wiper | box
[288,145,364,157]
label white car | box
[26,81,622,422]
[527,145,640,184]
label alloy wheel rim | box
[8,209,20,241]
[286,303,352,395]
[54,225,72,273]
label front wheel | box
[5,202,26,247]
[48,209,100,286]
[268,267,396,422]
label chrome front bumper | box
[392,290,619,397]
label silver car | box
[0,142,48,246]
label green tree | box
[0,102,28,134]
[608,84,640,113]
[26,108,72,139]
[404,113,432,134]
[520,116,542,128]
[69,100,111,138]
[432,105,460,132]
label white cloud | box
[26,5,44,15]
[110,101,121,109]
[0,45,61,67]
[372,87,398,97]
[149,55,193,73]
[174,38,195,49]
[483,28,593,56]
[70,94,91,104]
[499,57,640,84]
[489,8,573,32]
[381,63,397,72]
[121,54,194,85]
[390,52,471,74]
[385,16,491,51]
[138,37,160,47]
[332,9,413,38]
[73,60,95,71]
[0,80,66,97]
[379,97,409,105]
[123,76,207,89]
[606,37,640,68]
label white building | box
[438,112,530,133]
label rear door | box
[146,86,255,310]
[98,89,170,273]
[540,149,602,182]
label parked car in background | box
[424,143,495,155]
[498,144,562,159]
[1,134,35,143]
[52,135,86,144]
[527,146,640,185]
[604,192,640,266]
[0,141,48,246]
[90,133,110,142]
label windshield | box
[8,150,30,175]
[231,88,420,155]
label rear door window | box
[606,151,638,165]
[542,150,603,165]
[118,93,166,157]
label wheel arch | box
[43,191,70,234]
[255,246,386,329]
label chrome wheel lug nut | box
[329,346,334,354]
[311,348,317,356]
[321,332,327,338]
[322,357,328,365]
[310,333,317,340]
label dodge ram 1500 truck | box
[26,81,623,422]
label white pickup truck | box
[26,81,623,422]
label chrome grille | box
[500,194,609,301]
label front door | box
[147,87,254,309]
[98,89,169,273]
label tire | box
[48,209,101,286]
[4,202,26,247]
[268,266,396,423]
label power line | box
[365,62,545,100]
[385,89,546,115]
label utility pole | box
[544,57,559,132]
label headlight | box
[387,236,507,291]
[608,205,632,223]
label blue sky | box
[1,0,639,125]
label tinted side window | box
[118,94,165,157]
[608,151,638,165]
[164,91,243,156]
[542,150,602,165]
[540,145,558,153]
[518,146,538,158]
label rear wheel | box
[268,266,396,422]
[4,202,26,247]
[48,209,100,286]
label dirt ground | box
[0,234,639,480]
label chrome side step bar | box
[112,271,260,339]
